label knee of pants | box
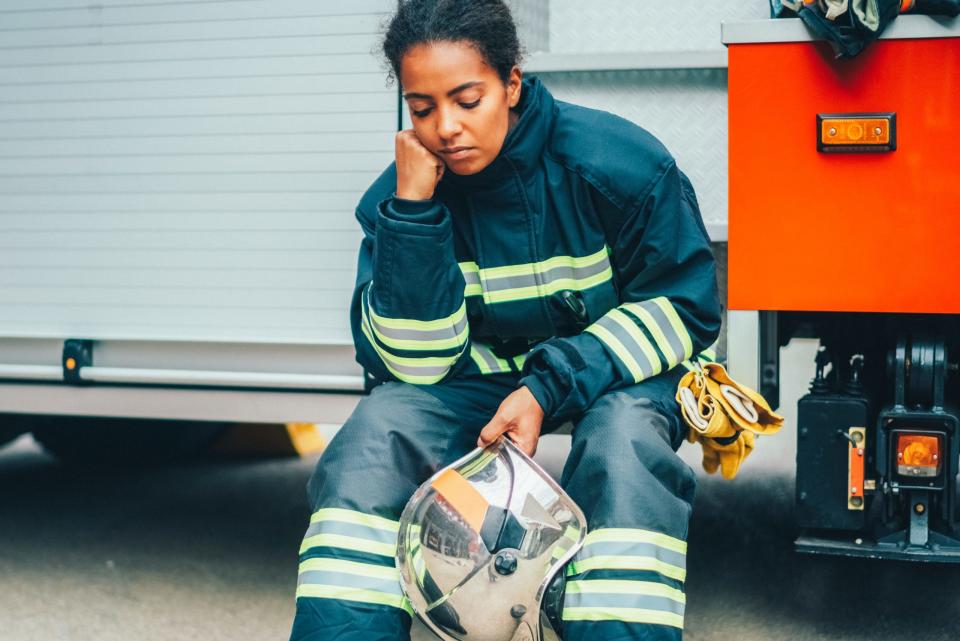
[564,392,697,522]
[305,382,461,515]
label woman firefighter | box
[290,1,721,640]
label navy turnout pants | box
[290,368,694,641]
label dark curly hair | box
[382,0,523,85]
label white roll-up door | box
[0,0,397,350]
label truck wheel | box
[31,416,226,465]
[0,415,27,449]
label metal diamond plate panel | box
[539,69,728,228]
[549,0,769,53]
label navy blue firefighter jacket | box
[351,76,722,423]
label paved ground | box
[0,340,958,640]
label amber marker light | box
[896,434,942,478]
[817,113,896,152]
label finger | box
[477,415,508,447]
[509,429,537,458]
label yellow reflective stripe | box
[295,584,413,615]
[368,298,467,332]
[561,606,683,628]
[585,324,644,382]
[299,532,395,557]
[363,302,469,352]
[479,246,610,279]
[622,303,680,366]
[459,450,498,478]
[459,262,483,297]
[582,528,687,554]
[469,343,512,375]
[298,558,400,582]
[309,508,399,533]
[566,556,686,582]
[482,268,612,304]
[360,320,460,384]
[513,353,527,370]
[565,579,686,604]
[606,309,662,378]
[650,297,694,360]
[468,346,493,374]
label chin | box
[446,158,490,176]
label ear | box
[506,66,522,108]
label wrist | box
[396,183,434,201]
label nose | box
[435,105,463,141]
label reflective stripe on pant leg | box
[297,508,411,615]
[562,527,687,629]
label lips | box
[440,146,475,161]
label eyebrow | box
[403,81,483,101]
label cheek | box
[476,105,509,150]
[411,123,443,153]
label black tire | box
[0,414,28,450]
[31,416,227,465]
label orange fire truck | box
[724,16,960,560]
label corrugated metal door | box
[0,0,396,350]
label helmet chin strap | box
[540,570,567,640]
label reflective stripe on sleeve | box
[585,310,660,383]
[359,289,465,384]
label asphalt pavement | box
[0,340,957,640]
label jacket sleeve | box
[519,160,722,421]
[350,195,472,385]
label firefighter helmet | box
[396,436,587,641]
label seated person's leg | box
[291,382,465,641]
[560,368,695,641]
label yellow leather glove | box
[687,429,756,480]
[676,362,784,479]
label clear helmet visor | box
[397,437,587,641]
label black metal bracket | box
[62,339,93,385]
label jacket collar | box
[441,76,554,190]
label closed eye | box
[460,99,481,110]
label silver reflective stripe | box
[300,508,399,557]
[298,570,405,597]
[458,248,612,302]
[362,286,469,352]
[586,311,659,382]
[367,310,468,345]
[296,557,411,613]
[481,257,612,295]
[461,266,481,287]
[303,520,397,547]
[469,342,513,375]
[624,300,688,367]
[576,540,687,572]
[563,592,685,616]
[359,315,462,385]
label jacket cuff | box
[382,196,445,226]
[519,372,557,420]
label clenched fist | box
[395,129,444,201]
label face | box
[399,40,522,175]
